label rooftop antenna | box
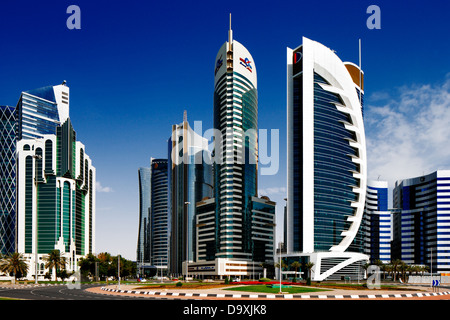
[183,110,187,123]
[228,13,233,51]
[359,39,362,103]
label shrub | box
[176,281,183,287]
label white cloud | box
[365,75,450,189]
[259,186,287,197]
[96,181,114,193]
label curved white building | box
[285,37,368,281]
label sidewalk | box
[88,284,450,300]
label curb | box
[100,287,450,299]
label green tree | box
[43,250,67,281]
[78,253,99,278]
[0,252,29,284]
[97,252,112,281]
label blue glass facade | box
[313,73,359,252]
[168,122,213,275]
[393,172,450,273]
[150,159,169,267]
[137,167,151,264]
[17,85,66,139]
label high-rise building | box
[16,117,95,279]
[1,83,71,256]
[365,180,392,264]
[16,83,70,140]
[0,105,18,255]
[187,16,275,279]
[137,167,151,267]
[168,114,213,276]
[284,37,368,281]
[393,170,450,274]
[149,158,169,272]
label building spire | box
[228,13,233,51]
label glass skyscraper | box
[136,159,169,276]
[137,167,151,266]
[168,115,213,276]
[364,180,392,264]
[16,83,70,140]
[16,117,96,279]
[150,158,169,271]
[393,171,450,274]
[285,37,368,281]
[0,106,18,255]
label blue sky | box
[1,0,449,260]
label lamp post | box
[117,253,120,290]
[32,154,42,285]
[185,201,190,282]
[279,242,282,294]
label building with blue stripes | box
[393,170,450,274]
[364,180,392,264]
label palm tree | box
[0,252,29,284]
[290,261,302,282]
[274,260,288,281]
[304,262,315,284]
[391,259,401,282]
[43,250,67,281]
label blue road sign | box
[432,280,441,287]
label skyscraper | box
[285,37,368,281]
[16,83,70,139]
[393,170,450,274]
[168,114,213,276]
[187,16,275,279]
[0,105,17,255]
[1,82,71,256]
[149,158,169,272]
[16,117,96,279]
[137,167,151,266]
[365,180,392,264]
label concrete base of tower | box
[182,258,272,280]
[279,251,370,282]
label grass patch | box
[224,285,330,294]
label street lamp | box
[185,201,190,282]
[32,154,42,285]
[117,253,121,290]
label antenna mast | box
[228,13,233,51]
[359,39,362,103]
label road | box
[0,283,159,300]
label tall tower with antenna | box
[191,15,275,279]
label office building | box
[0,106,18,255]
[16,117,96,279]
[365,180,392,263]
[168,114,213,276]
[393,170,450,274]
[149,158,169,272]
[16,83,70,140]
[284,37,368,281]
[187,17,275,279]
[136,167,151,271]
